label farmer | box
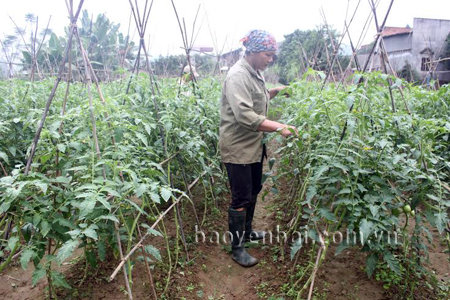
[181,64,199,83]
[178,64,199,96]
[220,30,297,267]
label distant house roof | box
[357,26,413,53]
[221,48,242,59]
[381,26,412,38]
[192,46,214,53]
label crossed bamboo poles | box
[22,1,211,298]
[20,0,438,299]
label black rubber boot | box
[228,207,258,267]
[245,195,266,242]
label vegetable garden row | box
[0,75,223,298]
[1,68,450,298]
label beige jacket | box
[219,58,269,164]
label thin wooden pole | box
[339,0,395,142]
[24,0,84,175]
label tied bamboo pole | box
[109,169,209,282]
[336,0,379,90]
[319,0,362,91]
[24,0,84,175]
[126,0,167,156]
[339,0,395,142]
[369,0,396,113]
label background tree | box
[151,54,216,77]
[398,60,420,83]
[75,10,136,80]
[2,10,136,81]
[276,26,349,84]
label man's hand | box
[278,125,298,137]
[269,86,289,99]
[258,120,298,137]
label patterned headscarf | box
[240,30,277,53]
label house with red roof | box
[357,18,450,83]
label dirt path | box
[164,144,290,300]
[183,186,280,300]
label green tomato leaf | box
[160,187,172,202]
[79,199,96,218]
[57,239,79,265]
[83,227,98,240]
[141,224,163,237]
[34,181,48,194]
[0,201,12,214]
[290,238,302,260]
[435,212,448,234]
[20,249,36,270]
[0,151,9,163]
[319,207,337,222]
[360,219,373,245]
[135,132,148,147]
[98,215,119,223]
[368,205,379,217]
[51,271,71,289]
[365,253,378,278]
[268,157,276,171]
[136,184,147,198]
[32,268,46,286]
[383,251,401,275]
[7,236,19,251]
[144,245,161,261]
[40,220,51,237]
[97,195,111,211]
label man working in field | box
[220,30,297,267]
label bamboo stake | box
[68,2,130,298]
[109,169,208,282]
[339,0,395,142]
[306,246,324,300]
[55,45,72,177]
[335,1,377,90]
[369,0,396,113]
[136,226,158,300]
[127,0,166,156]
[24,0,84,175]
[115,223,134,300]
[322,38,336,83]
[0,161,7,176]
[0,40,14,78]
[320,0,362,91]
[178,155,201,229]
[320,8,344,75]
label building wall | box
[411,18,450,82]
[384,34,413,71]
[387,51,413,71]
[356,34,413,72]
[384,33,412,52]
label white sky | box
[1,0,450,57]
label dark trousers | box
[225,162,263,209]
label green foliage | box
[275,71,450,292]
[152,54,216,77]
[398,60,420,83]
[2,11,136,80]
[0,74,222,292]
[375,261,404,290]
